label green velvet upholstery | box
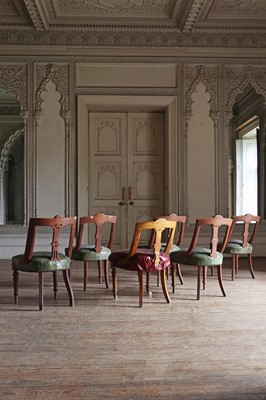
[70,245,111,262]
[170,247,223,267]
[223,239,253,254]
[12,252,71,273]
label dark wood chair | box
[12,215,77,311]
[219,213,261,280]
[69,213,117,290]
[109,218,176,308]
[170,215,232,300]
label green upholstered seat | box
[70,245,111,262]
[223,239,253,254]
[171,247,223,267]
[12,252,71,273]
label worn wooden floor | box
[1,257,266,400]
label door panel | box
[89,112,164,248]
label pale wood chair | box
[109,218,176,308]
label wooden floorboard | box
[1,257,266,399]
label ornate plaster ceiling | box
[0,0,266,48]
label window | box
[235,120,259,215]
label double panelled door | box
[89,112,165,249]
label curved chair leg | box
[248,253,255,279]
[160,269,171,304]
[104,260,109,288]
[52,271,58,299]
[13,269,19,304]
[98,260,102,284]
[112,267,118,299]
[138,270,143,308]
[39,272,44,311]
[83,261,88,291]
[217,265,226,297]
[146,272,152,296]
[176,263,184,285]
[62,270,74,307]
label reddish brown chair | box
[69,213,117,290]
[12,215,77,311]
[109,218,176,308]
[220,213,261,280]
[170,215,232,300]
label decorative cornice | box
[0,30,266,48]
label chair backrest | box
[23,215,77,263]
[156,214,187,246]
[146,214,186,248]
[187,215,233,257]
[128,218,177,266]
[75,213,117,253]
[229,213,261,248]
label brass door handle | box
[128,186,134,206]
[119,187,126,205]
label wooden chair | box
[145,214,187,288]
[170,215,232,300]
[219,213,261,280]
[12,215,77,311]
[109,218,176,308]
[69,213,117,290]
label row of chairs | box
[11,212,261,310]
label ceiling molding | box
[0,0,266,49]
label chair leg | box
[13,269,19,304]
[197,267,201,300]
[248,253,255,279]
[98,261,102,284]
[112,267,118,299]
[146,272,152,296]
[62,270,74,307]
[104,260,109,288]
[83,261,88,291]
[138,270,143,308]
[202,266,207,290]
[52,271,58,299]
[217,265,226,297]
[235,255,239,276]
[171,262,176,293]
[38,272,44,311]
[160,269,171,304]
[156,271,160,287]
[176,263,184,285]
[232,255,236,281]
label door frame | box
[77,95,178,223]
